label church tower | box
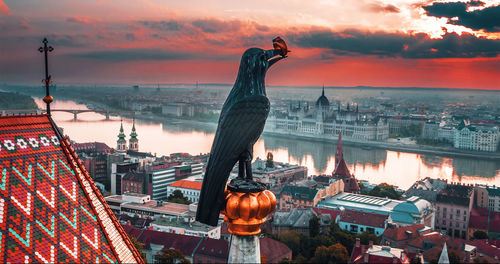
[117,120,127,152]
[332,131,360,193]
[129,118,139,152]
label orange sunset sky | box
[0,0,499,89]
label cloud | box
[0,0,9,15]
[191,18,242,33]
[138,20,184,31]
[290,29,500,58]
[68,48,236,61]
[423,2,500,32]
[66,16,102,27]
[368,2,400,13]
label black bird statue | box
[196,37,289,226]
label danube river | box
[35,98,500,190]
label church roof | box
[0,114,143,263]
[315,86,329,107]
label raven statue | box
[196,37,289,226]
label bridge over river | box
[0,108,135,120]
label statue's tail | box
[196,159,232,226]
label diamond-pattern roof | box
[0,114,143,263]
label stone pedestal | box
[228,234,260,263]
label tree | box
[166,190,191,205]
[278,258,292,264]
[410,256,422,264]
[368,183,401,200]
[266,152,274,168]
[279,231,303,257]
[309,215,320,237]
[473,230,488,239]
[356,232,380,245]
[310,243,349,264]
[128,235,146,262]
[155,248,190,264]
[448,250,461,264]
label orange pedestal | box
[222,189,276,236]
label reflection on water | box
[36,98,500,190]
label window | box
[443,220,446,225]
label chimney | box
[363,252,369,263]
[356,237,361,248]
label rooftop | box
[0,114,142,263]
[339,209,388,228]
[151,217,216,232]
[169,179,203,190]
[318,192,401,215]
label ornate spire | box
[38,38,54,115]
[117,120,126,143]
[335,131,343,167]
[438,242,450,264]
[322,85,325,96]
[130,118,138,140]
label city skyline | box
[1,0,499,89]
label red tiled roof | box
[489,211,500,233]
[340,209,388,228]
[382,224,426,241]
[469,207,489,230]
[169,179,202,190]
[260,237,292,263]
[195,238,229,260]
[313,207,341,220]
[0,114,143,263]
[466,239,500,259]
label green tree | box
[292,254,308,264]
[368,183,401,200]
[279,231,303,257]
[310,243,349,264]
[155,248,190,264]
[448,250,461,264]
[309,215,320,237]
[266,152,274,168]
[278,258,292,264]
[166,190,191,205]
[410,256,422,264]
[356,231,380,245]
[473,230,488,239]
[128,235,146,263]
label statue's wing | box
[196,95,270,226]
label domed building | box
[315,86,330,121]
[315,86,330,108]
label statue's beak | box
[266,49,286,68]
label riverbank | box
[262,131,500,161]
[24,92,500,161]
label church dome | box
[315,86,329,107]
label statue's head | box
[238,37,289,79]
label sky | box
[0,0,499,89]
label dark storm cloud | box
[191,19,242,33]
[290,29,500,58]
[423,2,500,32]
[137,20,183,31]
[68,48,236,61]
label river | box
[34,98,500,190]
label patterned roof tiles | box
[0,114,143,263]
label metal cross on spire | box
[38,38,54,115]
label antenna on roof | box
[38,38,54,115]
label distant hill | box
[0,91,38,110]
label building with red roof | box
[351,239,410,264]
[0,114,143,263]
[339,209,388,236]
[167,179,203,202]
[123,225,291,263]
